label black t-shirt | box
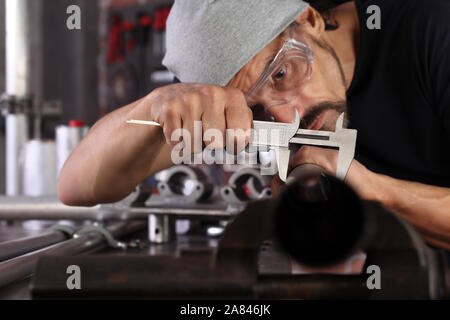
[347,0,450,187]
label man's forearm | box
[369,173,450,249]
[58,97,172,206]
[58,82,253,207]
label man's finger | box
[224,88,253,153]
[202,105,226,150]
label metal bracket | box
[221,167,272,204]
[48,224,76,238]
[155,165,213,203]
[74,225,128,250]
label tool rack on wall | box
[100,0,174,113]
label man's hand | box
[58,83,253,206]
[147,83,253,152]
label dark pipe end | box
[274,170,365,267]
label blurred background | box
[0,0,175,196]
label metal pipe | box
[0,221,146,288]
[4,0,32,196]
[5,0,30,97]
[0,230,69,262]
[0,196,102,220]
[148,214,175,244]
[0,196,234,221]
[5,113,28,195]
[274,164,365,267]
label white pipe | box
[22,140,57,196]
[5,0,30,97]
[6,113,28,195]
[5,0,31,195]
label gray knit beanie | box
[162,0,309,86]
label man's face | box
[228,25,348,131]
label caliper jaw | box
[289,113,357,181]
[250,111,300,182]
[274,147,292,183]
[250,112,357,182]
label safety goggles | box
[245,26,314,122]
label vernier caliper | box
[126,110,357,182]
[249,110,357,182]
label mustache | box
[299,101,348,129]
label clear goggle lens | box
[246,37,313,124]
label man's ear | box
[295,6,325,36]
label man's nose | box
[261,93,310,124]
[267,104,297,123]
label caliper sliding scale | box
[126,110,357,182]
[249,110,357,182]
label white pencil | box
[126,120,162,127]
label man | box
[58,0,450,250]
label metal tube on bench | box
[0,230,69,263]
[0,196,234,221]
[0,221,146,288]
[0,196,102,220]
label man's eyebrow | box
[242,37,285,94]
[258,39,285,77]
[262,58,275,73]
[243,56,274,96]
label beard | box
[298,34,349,131]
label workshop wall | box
[98,0,174,114]
[40,0,99,127]
[1,0,173,126]
[0,0,4,94]
[0,0,100,195]
[0,0,5,194]
[2,0,99,128]
[0,0,173,195]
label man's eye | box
[273,67,286,80]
